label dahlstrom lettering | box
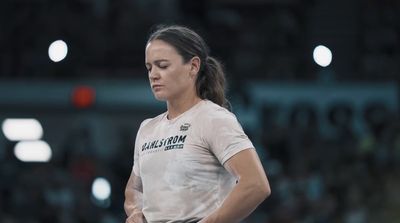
[141,135,187,152]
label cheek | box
[166,67,188,84]
[174,75,192,91]
[162,65,192,92]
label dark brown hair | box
[147,25,228,109]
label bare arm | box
[199,149,271,223]
[124,172,146,223]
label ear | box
[189,56,201,78]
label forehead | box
[145,40,180,61]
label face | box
[145,39,199,102]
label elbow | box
[124,188,130,212]
[263,183,271,199]
[258,179,271,201]
[124,186,131,200]
[243,176,271,202]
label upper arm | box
[223,148,269,189]
[132,118,152,178]
[126,171,143,193]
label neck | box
[167,94,202,120]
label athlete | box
[124,25,271,223]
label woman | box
[124,25,271,223]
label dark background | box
[0,0,399,222]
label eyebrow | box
[145,59,169,67]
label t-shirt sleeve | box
[203,110,254,165]
[132,119,151,177]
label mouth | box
[152,84,163,90]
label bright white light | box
[92,177,111,201]
[2,118,43,141]
[48,40,68,62]
[313,45,332,67]
[14,140,52,162]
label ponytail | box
[196,56,229,109]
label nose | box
[148,68,160,81]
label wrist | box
[132,211,144,216]
[200,213,219,223]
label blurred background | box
[0,0,399,222]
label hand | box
[125,213,147,223]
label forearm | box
[124,173,144,217]
[201,179,270,223]
[124,187,143,217]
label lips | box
[152,84,163,90]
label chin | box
[153,93,168,101]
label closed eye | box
[158,64,168,69]
[145,65,152,72]
[156,60,170,69]
[145,60,169,72]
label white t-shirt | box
[132,100,254,222]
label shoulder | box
[199,100,238,121]
[196,100,240,130]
